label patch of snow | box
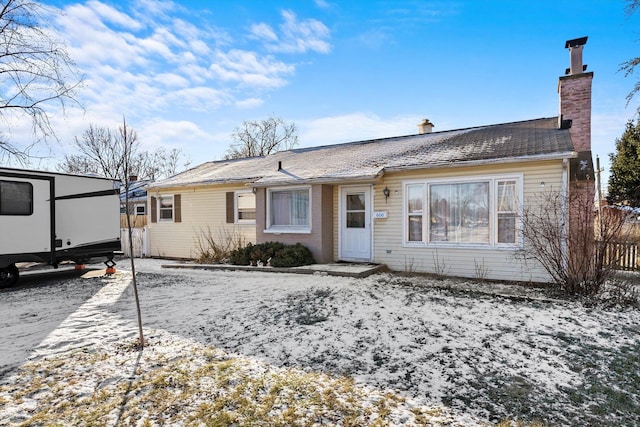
[1,258,639,425]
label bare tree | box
[0,0,82,162]
[224,116,298,159]
[134,146,190,180]
[621,0,640,105]
[516,186,635,296]
[116,118,145,349]
[58,124,188,180]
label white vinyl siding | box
[371,160,565,283]
[148,184,256,259]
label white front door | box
[340,186,372,261]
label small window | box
[0,181,33,215]
[267,187,310,231]
[407,183,424,242]
[158,195,173,221]
[497,180,518,244]
[236,192,256,223]
[135,204,146,216]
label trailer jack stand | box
[105,259,116,275]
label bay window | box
[267,187,310,231]
[404,176,521,247]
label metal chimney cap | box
[565,36,588,48]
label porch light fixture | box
[382,186,390,201]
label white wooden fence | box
[120,227,149,258]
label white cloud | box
[250,22,278,42]
[258,10,331,54]
[2,0,333,164]
[86,0,144,30]
[138,119,213,150]
[209,50,293,88]
[165,87,232,112]
[314,0,332,9]
[153,72,190,88]
[235,98,264,109]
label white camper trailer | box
[0,167,121,286]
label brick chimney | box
[417,119,434,134]
[560,38,596,283]
[558,36,592,153]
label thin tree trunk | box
[122,117,144,349]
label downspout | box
[561,158,569,272]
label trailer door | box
[0,178,51,255]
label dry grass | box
[0,339,459,426]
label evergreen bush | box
[229,242,315,267]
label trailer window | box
[0,181,33,215]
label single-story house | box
[146,37,594,282]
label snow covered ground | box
[1,258,639,426]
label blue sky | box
[13,1,640,185]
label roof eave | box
[147,177,259,190]
[383,151,578,173]
[251,173,384,188]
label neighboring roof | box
[149,117,575,189]
[120,179,152,202]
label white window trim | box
[135,203,146,216]
[264,185,312,234]
[402,174,523,249]
[157,195,174,223]
[235,190,256,225]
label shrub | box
[271,243,316,268]
[229,242,315,267]
[229,242,253,266]
[195,227,247,264]
[516,187,639,300]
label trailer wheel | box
[0,264,19,288]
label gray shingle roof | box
[149,117,575,189]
